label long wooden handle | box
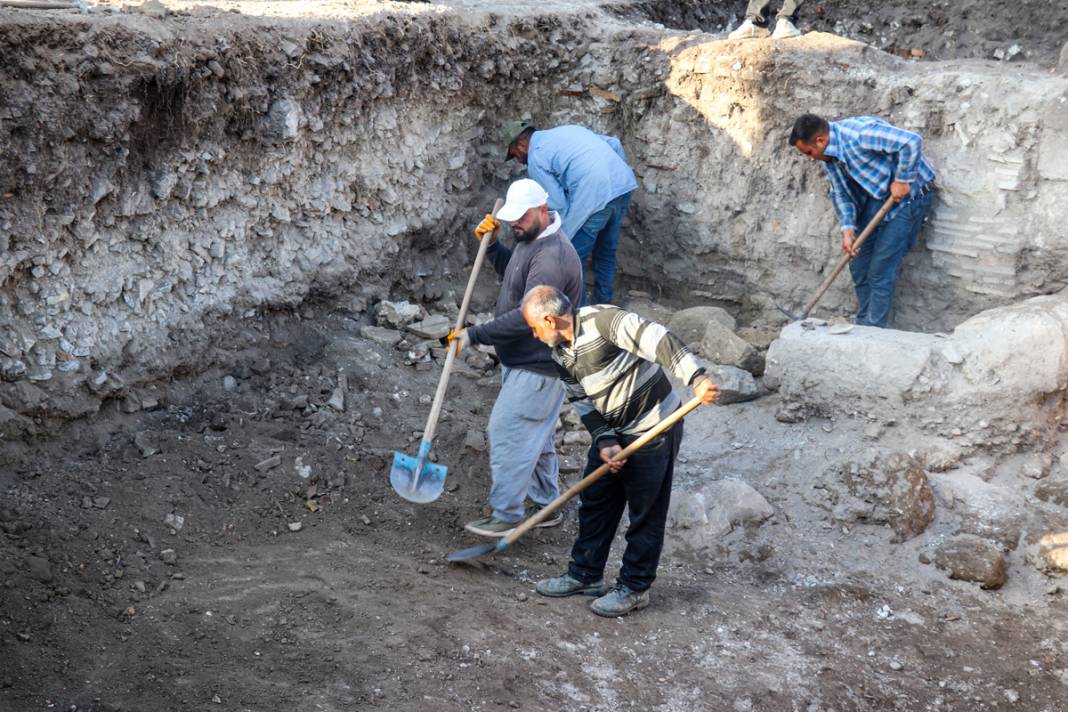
[420,198,504,445]
[800,195,896,319]
[502,395,705,546]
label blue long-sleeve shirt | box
[525,125,638,238]
[822,116,936,232]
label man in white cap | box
[450,178,583,537]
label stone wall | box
[1,3,1068,428]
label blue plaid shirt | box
[822,116,936,232]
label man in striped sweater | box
[520,285,719,617]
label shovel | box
[446,393,705,562]
[390,198,504,504]
[776,195,897,321]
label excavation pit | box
[2,1,1068,709]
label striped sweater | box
[550,306,706,448]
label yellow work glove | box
[474,213,501,242]
[444,328,471,354]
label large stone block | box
[764,291,1068,448]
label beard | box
[514,221,542,242]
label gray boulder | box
[702,320,764,376]
[707,365,761,404]
[668,306,736,348]
[667,479,774,550]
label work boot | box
[728,19,770,40]
[589,585,650,618]
[535,573,609,598]
[771,17,802,39]
[528,503,563,528]
[464,515,516,538]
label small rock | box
[828,323,854,335]
[559,456,582,474]
[133,431,160,458]
[515,592,528,602]
[375,300,422,330]
[932,535,1007,589]
[463,429,487,452]
[361,325,403,347]
[288,522,303,532]
[24,555,52,583]
[1034,531,1068,573]
[1033,477,1068,507]
[254,454,281,472]
[360,514,371,526]
[327,386,346,412]
[889,660,904,671]
[160,548,178,565]
[164,513,185,531]
[93,496,111,510]
[406,314,452,340]
[562,430,592,446]
[223,375,237,392]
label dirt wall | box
[2,1,1068,430]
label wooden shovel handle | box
[502,394,705,546]
[420,198,504,445]
[800,195,896,319]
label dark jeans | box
[569,191,632,306]
[745,0,802,24]
[849,187,934,327]
[567,419,682,592]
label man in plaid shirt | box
[790,114,936,327]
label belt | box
[913,182,935,198]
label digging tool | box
[446,394,705,562]
[390,198,504,504]
[776,195,897,321]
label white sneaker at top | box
[728,19,770,40]
[771,18,802,39]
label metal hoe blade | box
[390,442,447,504]
[446,539,509,562]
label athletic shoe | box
[771,18,802,39]
[464,515,516,538]
[529,504,563,528]
[728,19,770,40]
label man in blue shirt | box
[789,114,936,328]
[502,122,638,306]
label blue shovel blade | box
[390,447,448,504]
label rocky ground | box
[2,284,1067,711]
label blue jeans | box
[487,367,565,522]
[567,420,682,592]
[849,189,933,327]
[569,192,633,306]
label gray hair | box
[522,285,572,321]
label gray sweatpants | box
[487,366,565,523]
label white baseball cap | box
[496,178,549,222]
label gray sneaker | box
[464,515,516,538]
[535,573,609,598]
[771,17,802,39]
[529,504,563,528]
[728,19,770,40]
[589,585,650,617]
